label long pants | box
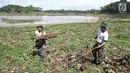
[38,44,46,58]
[35,39,46,59]
[92,42,105,64]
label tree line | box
[44,9,100,14]
[0,5,43,13]
[100,0,130,13]
[0,5,100,14]
[1,2,130,14]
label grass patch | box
[1,19,37,24]
[0,21,130,73]
[96,13,130,18]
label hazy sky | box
[0,0,129,10]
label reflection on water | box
[0,16,99,27]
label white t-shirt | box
[97,29,108,43]
[35,30,46,36]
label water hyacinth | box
[0,21,130,73]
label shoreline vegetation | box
[1,12,130,18]
[0,12,94,16]
[1,19,37,24]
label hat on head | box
[37,25,43,29]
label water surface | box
[0,16,99,27]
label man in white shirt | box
[92,24,108,65]
[35,26,46,37]
[35,25,46,61]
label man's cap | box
[37,25,43,29]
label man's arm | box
[36,32,65,40]
[96,41,107,49]
[36,34,57,40]
[41,32,65,38]
[36,35,47,40]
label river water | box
[0,16,99,27]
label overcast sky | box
[0,0,129,10]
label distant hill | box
[0,5,43,13]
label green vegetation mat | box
[1,19,37,24]
[0,22,130,73]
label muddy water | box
[0,16,99,27]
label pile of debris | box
[46,48,130,73]
[46,49,91,73]
[105,54,130,73]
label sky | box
[0,0,129,10]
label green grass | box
[96,13,130,18]
[1,19,37,24]
[0,21,130,73]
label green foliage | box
[0,5,43,13]
[0,4,100,14]
[0,5,23,13]
[100,2,119,14]
[1,19,37,24]
[120,0,127,2]
[100,0,130,14]
[44,9,100,14]
[0,21,130,72]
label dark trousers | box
[35,39,46,59]
[92,42,104,64]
